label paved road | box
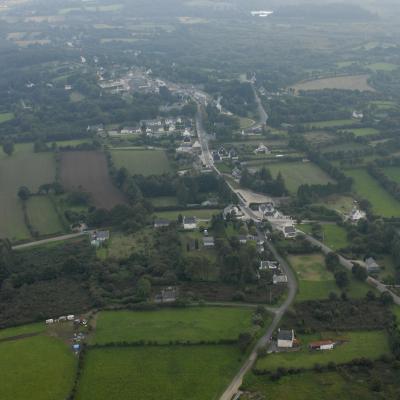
[252,84,268,128]
[219,239,297,400]
[300,231,400,306]
[12,232,87,250]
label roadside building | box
[281,225,297,239]
[309,340,336,351]
[183,216,197,230]
[277,329,295,348]
[365,257,380,274]
[154,219,171,229]
[273,274,288,284]
[203,237,215,248]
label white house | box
[352,111,364,120]
[46,319,54,325]
[273,274,288,284]
[260,261,279,271]
[183,216,197,230]
[67,315,75,321]
[277,329,295,348]
[281,225,297,239]
[254,143,270,155]
[348,207,366,222]
[365,257,380,274]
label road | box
[301,231,400,306]
[12,232,88,250]
[252,83,268,128]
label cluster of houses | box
[258,203,297,239]
[154,216,199,231]
[277,329,337,351]
[212,146,239,163]
[259,260,288,285]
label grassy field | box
[256,331,389,371]
[154,208,221,221]
[382,167,400,184]
[243,370,375,400]
[26,196,64,236]
[0,322,45,340]
[292,75,374,92]
[76,345,242,400]
[111,148,172,176]
[70,91,85,102]
[367,62,398,72]
[299,224,348,251]
[266,162,335,193]
[239,117,255,130]
[0,144,56,241]
[346,128,379,137]
[288,254,340,301]
[0,112,14,123]
[149,196,179,207]
[1,335,76,400]
[92,307,255,344]
[345,169,400,217]
[315,195,355,216]
[306,119,356,128]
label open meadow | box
[60,151,127,210]
[256,331,389,371]
[76,345,242,400]
[345,169,400,217]
[299,224,348,251]
[305,119,357,129]
[111,148,172,176]
[292,75,374,92]
[0,144,56,241]
[0,112,14,123]
[0,335,76,400]
[92,307,255,344]
[266,162,335,194]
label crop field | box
[288,254,339,301]
[92,307,254,344]
[76,345,242,400]
[256,331,388,371]
[243,371,374,400]
[292,75,374,92]
[60,151,127,209]
[26,196,64,236]
[266,162,335,193]
[1,335,76,400]
[0,144,56,241]
[0,112,14,123]
[299,224,348,251]
[345,169,400,217]
[111,148,172,176]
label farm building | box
[277,329,295,348]
[309,340,336,351]
[155,286,178,303]
[365,257,381,274]
[203,237,215,248]
[154,219,172,229]
[183,216,197,230]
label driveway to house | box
[300,231,400,306]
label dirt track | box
[60,151,127,210]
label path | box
[12,232,88,250]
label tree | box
[136,277,151,301]
[334,271,349,288]
[325,252,339,271]
[380,291,394,306]
[2,141,14,156]
[238,332,253,353]
[17,186,30,201]
[352,263,368,281]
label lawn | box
[26,196,64,236]
[256,331,389,371]
[243,370,374,400]
[345,169,400,217]
[76,345,242,400]
[0,144,56,241]
[0,322,45,340]
[0,335,76,400]
[299,224,348,251]
[0,112,14,123]
[154,208,221,221]
[266,162,335,193]
[111,148,172,176]
[292,75,374,92]
[92,307,255,344]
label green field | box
[306,119,356,128]
[243,370,375,400]
[154,208,221,221]
[293,75,374,92]
[26,196,64,236]
[239,117,255,129]
[315,195,355,216]
[266,162,335,193]
[0,112,14,123]
[346,128,379,137]
[299,224,348,251]
[0,322,45,340]
[76,345,242,400]
[149,196,179,207]
[288,254,340,301]
[367,62,398,72]
[345,169,400,217]
[0,144,56,241]
[111,149,172,176]
[1,335,76,400]
[256,331,389,371]
[93,307,254,344]
[382,167,400,184]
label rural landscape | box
[1,0,400,399]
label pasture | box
[367,62,398,72]
[266,162,335,193]
[0,144,56,241]
[382,166,400,184]
[345,169,400,217]
[315,195,355,216]
[0,112,14,123]
[1,335,76,400]
[76,345,242,400]
[26,196,64,236]
[345,128,379,137]
[92,307,254,344]
[111,148,172,176]
[0,322,45,340]
[299,224,348,251]
[60,151,127,210]
[306,119,356,128]
[292,75,374,92]
[256,331,389,371]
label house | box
[260,261,279,271]
[273,274,288,284]
[212,151,222,162]
[259,203,279,218]
[203,237,215,248]
[254,143,270,155]
[238,235,248,245]
[309,340,336,351]
[67,315,75,321]
[223,204,245,221]
[282,225,297,239]
[154,219,171,229]
[232,167,242,180]
[155,286,178,303]
[277,329,295,348]
[229,148,239,160]
[121,127,137,135]
[365,257,380,274]
[90,230,110,247]
[352,111,364,120]
[45,319,54,325]
[349,207,366,222]
[183,216,197,230]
